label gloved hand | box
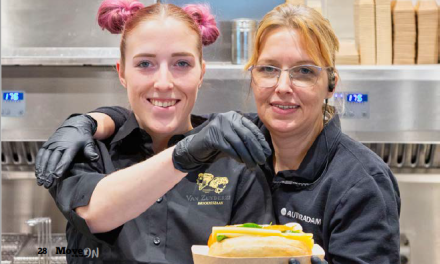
[289,256,328,264]
[35,114,99,188]
[173,111,272,172]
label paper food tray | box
[192,244,325,264]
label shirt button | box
[156,197,163,203]
[153,237,161,245]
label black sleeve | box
[230,166,275,225]
[49,141,122,245]
[328,174,400,264]
[89,106,131,132]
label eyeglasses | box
[249,65,330,89]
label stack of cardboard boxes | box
[285,0,439,65]
[376,0,393,64]
[392,0,417,64]
[355,0,377,64]
[416,0,438,64]
[354,0,439,65]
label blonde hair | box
[245,4,341,121]
[245,4,339,69]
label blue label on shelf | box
[346,93,368,103]
[3,92,24,102]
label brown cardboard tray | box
[192,244,325,264]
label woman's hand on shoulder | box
[35,114,99,188]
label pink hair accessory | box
[97,0,144,34]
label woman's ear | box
[326,71,339,99]
[198,60,206,89]
[333,71,339,89]
[116,61,127,89]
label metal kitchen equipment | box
[26,218,52,264]
[231,19,257,64]
[2,1,440,263]
[2,233,68,264]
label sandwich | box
[207,223,314,257]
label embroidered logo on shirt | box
[186,193,231,205]
[197,173,229,194]
[281,207,322,226]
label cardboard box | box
[392,0,416,64]
[416,0,439,64]
[192,244,325,264]
[285,0,306,5]
[336,40,360,65]
[355,0,376,65]
[375,0,393,65]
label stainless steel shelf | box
[1,48,120,66]
[3,48,440,79]
[337,64,440,81]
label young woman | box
[36,3,400,264]
[39,1,275,263]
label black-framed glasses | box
[249,65,330,89]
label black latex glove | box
[173,111,272,172]
[35,114,99,188]
[289,256,328,264]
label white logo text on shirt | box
[281,208,322,226]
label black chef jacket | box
[50,112,275,264]
[246,113,401,264]
[92,107,401,264]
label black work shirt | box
[246,113,401,264]
[50,112,274,264]
[93,107,401,263]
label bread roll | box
[208,236,311,257]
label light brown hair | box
[245,4,339,70]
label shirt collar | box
[110,112,210,147]
[261,115,342,186]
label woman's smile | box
[270,101,300,115]
[148,98,180,108]
[146,97,181,115]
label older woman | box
[243,5,400,263]
[36,3,400,264]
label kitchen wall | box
[1,0,359,61]
[3,0,440,51]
